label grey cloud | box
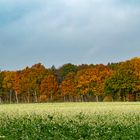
[0,0,140,70]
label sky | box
[0,0,140,70]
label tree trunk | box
[112,97,114,102]
[34,91,38,103]
[69,95,71,102]
[124,96,126,102]
[50,91,53,102]
[27,93,30,103]
[15,91,19,104]
[63,95,66,102]
[123,94,126,102]
[96,95,99,102]
[84,95,88,102]
[81,94,84,102]
[0,97,2,104]
[71,96,74,102]
[75,96,77,102]
[9,90,12,104]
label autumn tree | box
[0,58,139,103]
[0,72,4,103]
[20,63,47,103]
[60,72,77,102]
[76,65,112,102]
[76,68,94,101]
[127,58,140,100]
[12,71,22,103]
[40,74,58,102]
[2,71,15,103]
[30,63,47,102]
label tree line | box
[0,57,140,103]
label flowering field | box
[0,102,140,140]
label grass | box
[0,102,140,140]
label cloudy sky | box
[0,0,140,70]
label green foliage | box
[107,62,122,71]
[0,103,140,140]
[59,63,78,79]
[105,61,139,101]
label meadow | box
[0,102,140,140]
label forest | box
[0,57,140,103]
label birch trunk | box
[96,95,99,102]
[34,91,38,103]
[15,91,19,103]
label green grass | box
[0,102,140,140]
